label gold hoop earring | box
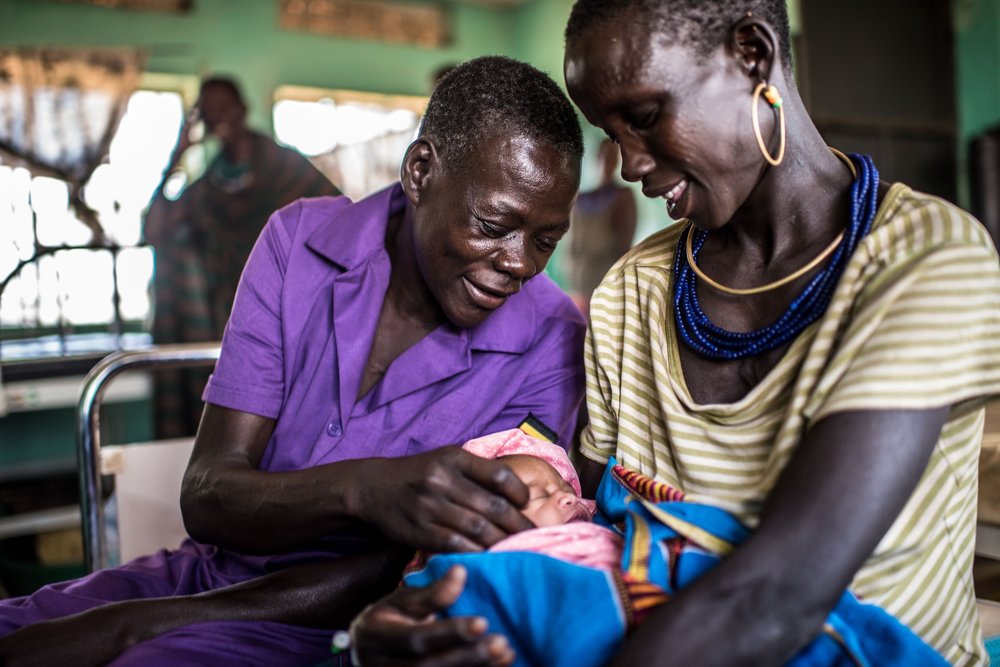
[752,82,785,166]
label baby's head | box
[462,428,595,528]
[498,454,592,527]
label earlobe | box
[400,138,436,206]
[731,17,778,83]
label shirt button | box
[326,421,343,437]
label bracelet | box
[330,630,351,656]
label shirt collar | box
[305,182,405,270]
[466,285,536,354]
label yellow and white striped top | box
[581,184,1000,666]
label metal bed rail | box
[76,342,221,572]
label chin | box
[443,305,492,330]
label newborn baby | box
[458,429,622,571]
[497,454,593,527]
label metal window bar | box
[76,342,221,572]
[0,243,144,362]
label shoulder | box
[839,184,1000,307]
[606,222,683,282]
[256,132,308,161]
[521,273,587,334]
[265,195,354,243]
[863,184,997,265]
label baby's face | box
[502,455,591,527]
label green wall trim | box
[0,0,518,131]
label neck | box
[222,128,254,164]
[385,206,446,326]
[716,93,855,268]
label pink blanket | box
[489,522,623,571]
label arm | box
[181,404,533,555]
[142,109,198,246]
[348,410,943,667]
[578,456,604,500]
[0,545,412,667]
[611,406,946,666]
[590,232,996,663]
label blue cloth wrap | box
[404,458,949,667]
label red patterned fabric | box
[611,464,685,503]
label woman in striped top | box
[561,1,1000,666]
[349,1,1000,665]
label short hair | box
[565,0,793,71]
[419,55,583,172]
[199,76,245,105]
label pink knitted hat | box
[462,428,582,496]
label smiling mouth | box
[646,178,689,216]
[463,277,513,310]
[662,179,689,216]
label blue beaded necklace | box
[673,153,879,360]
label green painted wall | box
[511,0,571,82]
[955,0,1000,141]
[953,0,1000,205]
[0,0,517,131]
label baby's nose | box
[557,491,578,506]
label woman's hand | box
[354,447,534,553]
[350,565,515,667]
[181,406,531,554]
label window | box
[272,85,426,201]
[0,76,197,361]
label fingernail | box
[468,617,488,635]
[486,635,510,657]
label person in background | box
[0,56,585,667]
[563,138,636,316]
[349,1,1000,665]
[143,76,340,439]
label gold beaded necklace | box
[684,147,858,297]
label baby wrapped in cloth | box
[404,429,950,667]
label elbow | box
[737,584,836,663]
[179,465,219,544]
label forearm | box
[181,457,380,553]
[173,546,411,629]
[611,533,826,666]
[613,408,945,665]
[0,547,411,667]
[128,548,410,641]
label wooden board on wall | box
[55,0,193,13]
[279,0,451,48]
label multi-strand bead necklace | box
[672,152,879,360]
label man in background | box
[144,76,340,439]
[562,138,636,317]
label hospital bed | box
[76,343,220,572]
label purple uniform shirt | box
[206,182,585,468]
[0,184,585,665]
